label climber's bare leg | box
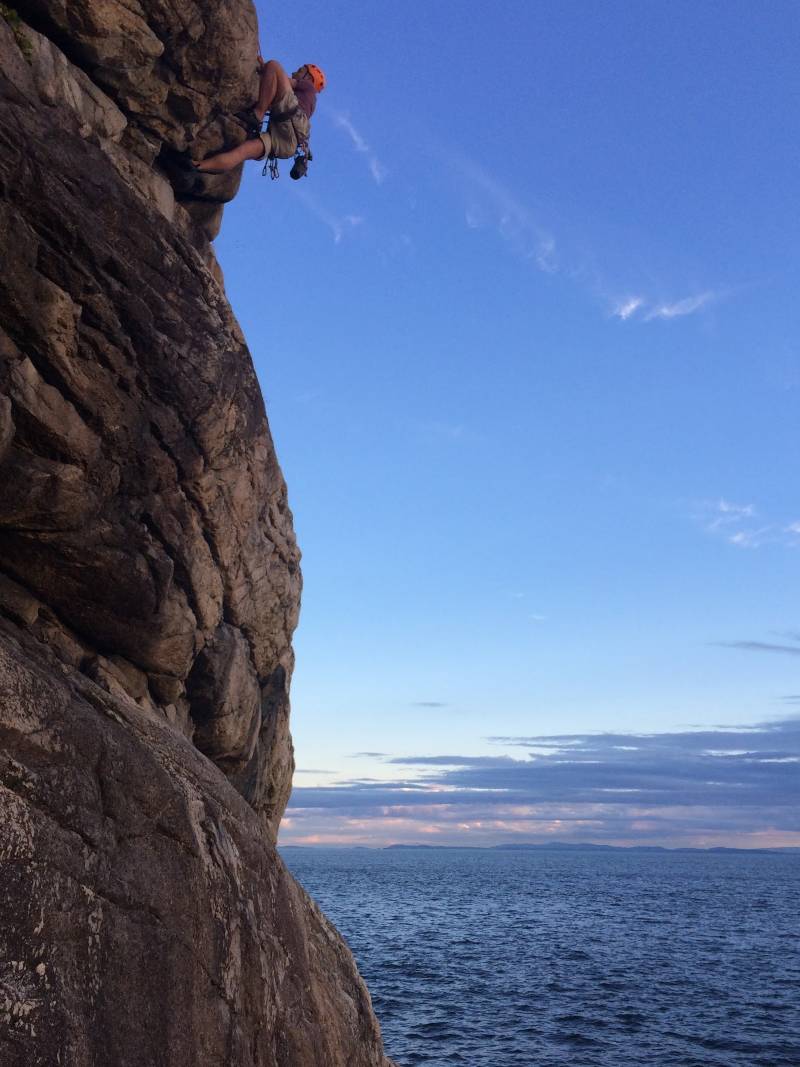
[194,138,265,173]
[254,58,292,122]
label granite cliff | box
[0,3,394,1064]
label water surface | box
[282,847,800,1066]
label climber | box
[193,58,325,174]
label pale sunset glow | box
[214,2,800,854]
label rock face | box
[0,630,389,1066]
[0,5,394,1064]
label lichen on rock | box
[0,4,33,60]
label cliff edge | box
[0,3,394,1064]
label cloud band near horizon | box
[281,717,800,849]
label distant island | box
[278,841,800,853]
[381,842,800,854]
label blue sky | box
[215,1,800,846]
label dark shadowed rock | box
[0,5,396,1064]
[188,622,262,772]
[0,625,391,1067]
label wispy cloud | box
[464,207,482,230]
[332,112,387,184]
[535,236,558,274]
[447,154,722,324]
[717,637,800,658]
[293,188,364,243]
[453,156,557,273]
[697,499,800,550]
[612,296,645,321]
[282,717,800,848]
[412,702,449,708]
[426,421,465,440]
[707,499,756,527]
[645,291,716,320]
[728,528,773,549]
[610,290,717,323]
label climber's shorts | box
[258,88,309,160]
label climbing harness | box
[269,103,301,124]
[235,106,263,139]
[260,101,313,181]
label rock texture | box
[12,0,261,239]
[0,628,389,1066]
[0,4,394,1064]
[0,2,297,838]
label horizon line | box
[278,840,800,853]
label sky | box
[215,0,800,848]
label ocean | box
[281,847,800,1067]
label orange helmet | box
[305,63,326,92]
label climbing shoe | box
[158,147,202,196]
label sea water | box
[282,847,800,1067]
